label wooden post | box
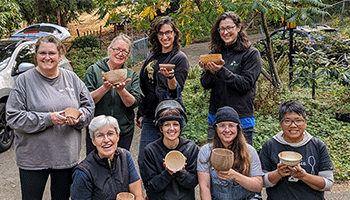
[100,26,102,49]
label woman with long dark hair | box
[199,12,262,145]
[137,16,189,166]
[197,106,263,200]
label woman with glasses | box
[71,115,143,200]
[259,100,334,200]
[84,33,143,152]
[6,35,95,200]
[197,106,263,200]
[137,16,189,167]
[199,12,262,145]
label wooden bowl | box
[64,108,81,120]
[159,64,175,71]
[164,150,186,172]
[278,151,303,166]
[211,148,234,171]
[103,69,127,85]
[116,192,135,200]
[200,54,222,64]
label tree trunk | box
[261,13,281,87]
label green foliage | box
[182,66,210,146]
[14,0,95,26]
[0,0,22,36]
[71,36,100,49]
[66,47,106,79]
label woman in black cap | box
[197,106,263,200]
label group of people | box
[5,11,334,200]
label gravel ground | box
[1,38,349,199]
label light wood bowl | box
[278,151,303,166]
[103,69,127,85]
[64,108,81,120]
[116,192,135,200]
[165,150,186,172]
[159,64,175,71]
[200,54,222,64]
[211,148,234,171]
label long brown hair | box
[148,16,181,54]
[212,124,251,176]
[210,12,251,53]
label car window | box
[40,26,62,34]
[11,44,35,76]
[18,25,41,34]
[0,41,16,61]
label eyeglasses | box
[157,30,173,38]
[93,131,117,141]
[38,51,58,57]
[217,25,236,34]
[216,122,238,131]
[281,119,305,126]
[110,47,129,56]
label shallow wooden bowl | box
[278,151,303,166]
[103,69,127,85]
[116,192,135,200]
[165,150,186,172]
[159,64,175,71]
[64,108,81,120]
[211,148,234,171]
[200,54,222,64]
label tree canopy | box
[0,0,22,36]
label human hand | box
[276,163,292,177]
[205,59,225,73]
[159,67,175,79]
[51,111,67,125]
[136,117,143,128]
[101,72,113,89]
[216,168,237,181]
[163,158,176,175]
[113,78,131,91]
[65,116,80,126]
[289,164,307,179]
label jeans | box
[19,167,73,200]
[207,122,254,145]
[137,116,160,169]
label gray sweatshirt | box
[6,68,95,170]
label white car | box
[9,23,71,41]
[0,38,72,153]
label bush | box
[70,36,100,49]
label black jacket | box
[140,137,199,200]
[200,44,262,119]
[74,148,129,200]
[137,47,189,119]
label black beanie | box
[213,106,240,126]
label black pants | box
[86,127,134,155]
[19,167,73,200]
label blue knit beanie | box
[213,106,240,126]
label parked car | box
[0,31,72,153]
[9,23,70,41]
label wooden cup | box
[116,192,135,200]
[64,108,81,120]
[103,69,127,85]
[211,148,234,171]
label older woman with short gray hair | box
[71,115,143,200]
[84,33,143,153]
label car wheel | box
[0,102,14,153]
